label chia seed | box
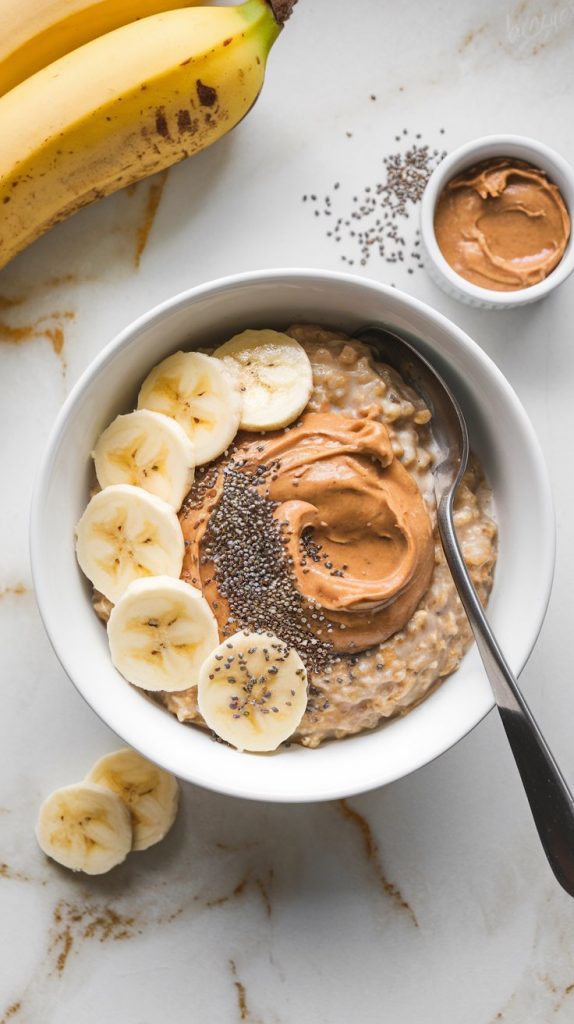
[303,129,447,272]
[200,460,335,674]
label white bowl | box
[420,134,574,309]
[30,270,555,802]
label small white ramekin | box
[420,134,574,309]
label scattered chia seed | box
[303,129,447,272]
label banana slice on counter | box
[93,410,195,510]
[86,748,179,852]
[75,484,184,604]
[108,576,219,692]
[213,329,313,431]
[137,351,241,465]
[197,630,308,752]
[35,782,132,874]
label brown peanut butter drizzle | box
[181,410,434,655]
[434,158,571,291]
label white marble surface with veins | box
[1,0,574,1021]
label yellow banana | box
[0,0,204,98]
[0,0,293,271]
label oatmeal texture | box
[156,325,497,747]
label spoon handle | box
[438,494,574,898]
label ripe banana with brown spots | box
[0,0,294,271]
[0,0,205,98]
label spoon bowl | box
[356,325,469,498]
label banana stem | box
[266,0,297,25]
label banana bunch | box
[0,0,294,271]
[36,748,180,874]
[0,0,204,97]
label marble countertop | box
[2,0,574,1020]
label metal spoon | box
[356,325,574,898]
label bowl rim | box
[420,133,574,307]
[30,268,556,801]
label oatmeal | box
[156,325,497,747]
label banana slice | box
[108,575,219,692]
[93,410,195,510]
[86,748,179,852]
[35,782,132,874]
[197,630,308,752]
[213,329,313,431]
[75,484,184,604]
[137,351,241,465]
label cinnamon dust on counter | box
[0,863,30,882]
[205,875,249,909]
[0,295,23,310]
[254,872,273,918]
[0,584,27,598]
[49,899,139,977]
[41,274,78,288]
[229,960,250,1022]
[0,310,74,357]
[133,169,169,268]
[0,1002,22,1023]
[338,799,418,926]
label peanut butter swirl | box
[181,409,435,655]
